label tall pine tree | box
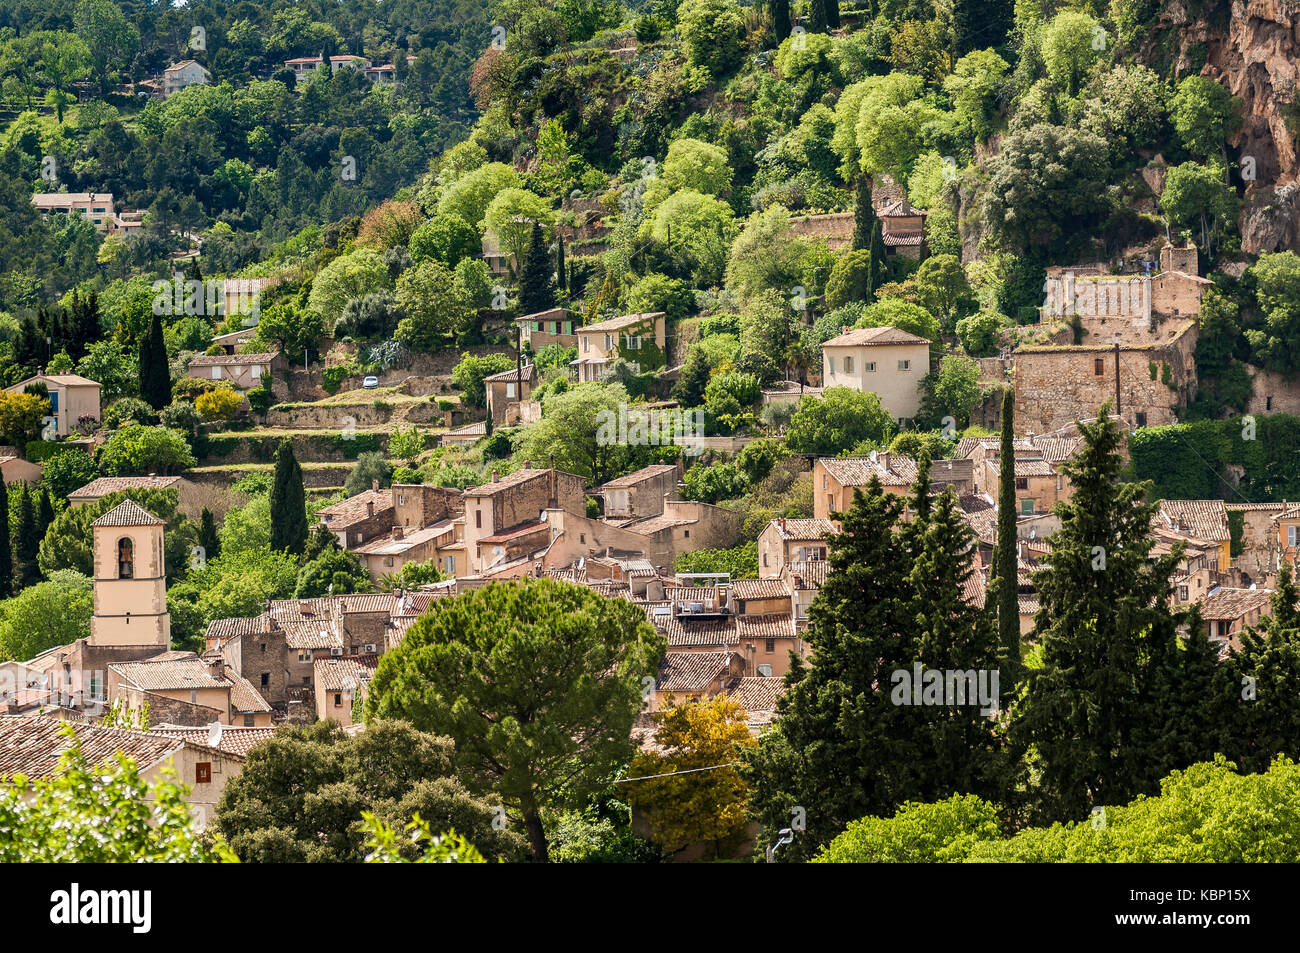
[519,222,556,316]
[770,0,791,41]
[16,483,40,588]
[36,486,54,540]
[1010,407,1197,823]
[0,479,10,598]
[555,233,567,294]
[141,313,171,410]
[270,440,308,557]
[992,389,1021,678]
[851,174,875,251]
[198,507,221,562]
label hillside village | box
[0,0,1299,867]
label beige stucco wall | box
[820,341,930,421]
[90,523,170,648]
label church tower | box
[89,499,171,648]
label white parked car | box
[362,376,380,389]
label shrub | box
[196,386,244,422]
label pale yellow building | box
[819,325,930,424]
[89,499,171,649]
[5,373,102,437]
[571,312,667,382]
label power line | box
[614,762,741,782]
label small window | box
[383,556,394,567]
[684,529,690,538]
[563,322,573,335]
[1289,526,1297,548]
[260,643,266,653]
[398,494,405,505]
[1094,358,1105,375]
[1178,585,1189,601]
[898,360,910,371]
[765,637,775,653]
[1136,412,1147,428]
[864,362,876,372]
[1021,499,1035,515]
[549,322,558,334]
[333,693,343,707]
[506,383,516,398]
[1267,396,1273,411]
[1015,477,1028,490]
[195,763,212,784]
[844,356,853,374]
[260,672,269,687]
[243,714,254,727]
[475,510,482,529]
[579,534,585,544]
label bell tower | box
[89,499,171,648]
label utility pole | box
[1114,342,1121,418]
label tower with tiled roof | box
[89,499,171,648]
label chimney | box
[524,460,531,469]
[779,516,787,534]
[842,326,851,335]
[206,655,224,679]
[491,470,499,483]
[393,525,404,539]
[372,478,379,492]
[366,500,375,517]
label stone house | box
[163,59,211,96]
[571,312,667,382]
[878,197,927,259]
[6,373,102,437]
[312,654,378,728]
[1225,502,1285,577]
[1199,587,1273,651]
[462,467,587,575]
[757,518,836,577]
[516,307,578,350]
[483,363,536,426]
[187,351,287,398]
[599,464,682,521]
[31,193,116,231]
[1154,499,1232,572]
[819,325,931,423]
[0,716,243,828]
[107,654,273,727]
[0,454,42,486]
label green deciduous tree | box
[97,425,195,476]
[366,579,666,861]
[0,569,92,662]
[786,387,895,456]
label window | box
[444,555,455,573]
[604,334,613,350]
[579,534,585,544]
[1014,478,1028,490]
[582,337,589,352]
[505,383,516,398]
[898,360,910,371]
[475,510,482,529]
[243,715,255,727]
[1021,498,1035,514]
[765,638,776,653]
[844,356,854,373]
[212,366,222,380]
[1289,526,1297,548]
[549,322,558,334]
[1267,396,1273,411]
[333,693,343,707]
[49,392,58,413]
[563,321,573,335]
[260,672,269,687]
[117,538,134,578]
[1136,412,1147,427]
[864,362,876,372]
[195,763,211,784]
[763,552,769,567]
[260,642,266,653]
[684,529,690,538]
[1094,358,1105,375]
[383,557,394,567]
[1178,585,1189,601]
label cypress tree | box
[851,174,875,252]
[198,506,221,561]
[518,222,556,316]
[0,479,10,598]
[141,313,170,410]
[867,219,886,298]
[36,486,54,540]
[1010,407,1194,823]
[16,484,39,588]
[270,440,308,557]
[992,389,1021,678]
[770,0,791,41]
[555,233,567,294]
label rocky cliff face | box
[1149,0,1300,253]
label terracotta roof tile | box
[656,651,733,693]
[91,499,165,527]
